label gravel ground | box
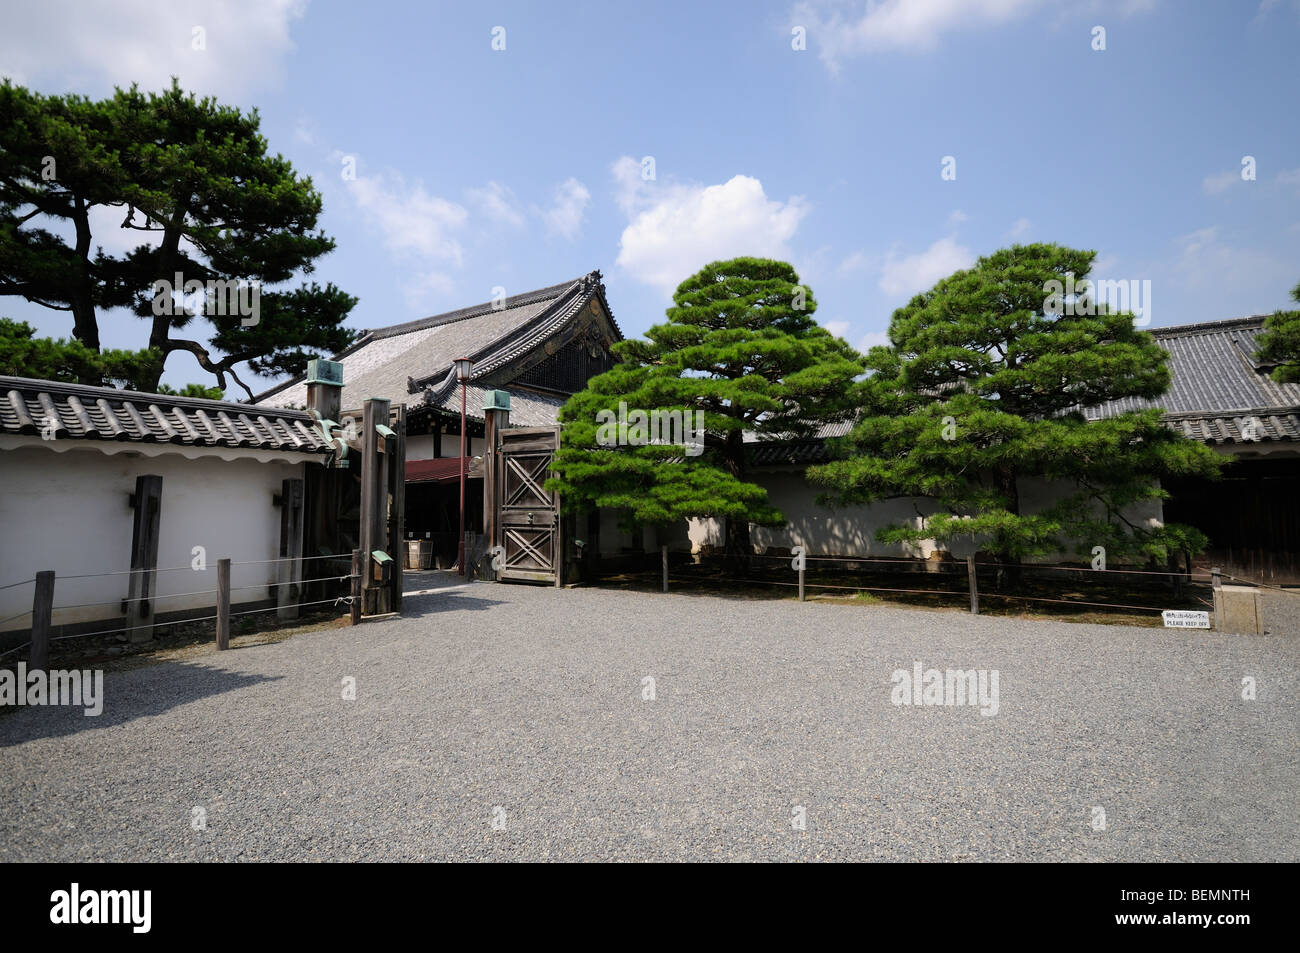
[2,574,1297,862]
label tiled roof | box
[1086,316,1300,443]
[406,456,483,484]
[422,383,567,428]
[743,417,855,465]
[0,376,330,452]
[746,438,833,467]
[255,271,620,416]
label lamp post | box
[454,357,473,575]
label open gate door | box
[496,426,562,584]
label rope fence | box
[640,545,1272,621]
[1,552,370,667]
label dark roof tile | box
[0,376,331,454]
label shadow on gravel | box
[399,587,509,617]
[0,661,281,746]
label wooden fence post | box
[967,555,979,615]
[799,564,805,602]
[216,558,230,650]
[350,549,362,625]
[661,545,668,593]
[30,570,54,672]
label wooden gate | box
[495,426,561,584]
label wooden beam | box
[216,557,231,650]
[277,478,304,620]
[359,397,390,615]
[350,549,362,625]
[30,570,53,671]
[390,404,406,613]
[126,474,163,642]
[483,404,509,562]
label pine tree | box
[808,243,1223,573]
[549,257,862,563]
[0,80,358,396]
[1256,279,1300,383]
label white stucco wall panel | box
[1,444,310,632]
[684,469,1165,562]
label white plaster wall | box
[0,444,310,632]
[682,469,1163,562]
[686,470,939,557]
[1017,475,1165,562]
[405,434,485,463]
[406,433,436,461]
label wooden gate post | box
[661,545,668,593]
[389,404,406,614]
[350,549,362,625]
[483,397,510,559]
[216,558,231,650]
[552,425,563,588]
[30,570,54,672]
[359,397,390,615]
[276,478,304,620]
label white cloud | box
[794,0,1042,67]
[612,158,809,295]
[1201,170,1242,194]
[541,178,591,240]
[794,0,1156,68]
[838,249,875,274]
[0,0,308,98]
[612,155,654,216]
[1091,253,1119,275]
[1277,167,1300,191]
[857,331,891,352]
[468,181,526,228]
[345,167,467,266]
[878,236,974,297]
[1168,225,1295,315]
[1007,217,1031,238]
[403,271,456,310]
[824,320,850,339]
[1256,0,1300,21]
[947,209,969,227]
[1173,226,1289,287]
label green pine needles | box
[549,257,863,558]
[808,243,1223,565]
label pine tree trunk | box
[723,429,751,574]
[71,198,100,382]
[994,467,1023,591]
[140,208,191,393]
[725,516,752,574]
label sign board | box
[1162,609,1211,629]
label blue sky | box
[2,0,1298,393]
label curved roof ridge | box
[1149,315,1271,337]
[369,274,588,341]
